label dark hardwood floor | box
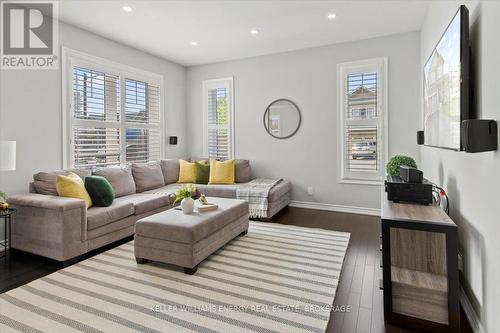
[0,235,134,294]
[1,206,472,333]
[273,207,472,333]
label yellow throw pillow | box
[209,159,235,184]
[56,172,93,208]
[178,159,196,183]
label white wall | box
[420,1,499,332]
[186,31,421,210]
[0,21,187,196]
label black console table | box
[381,193,459,333]
[0,208,15,264]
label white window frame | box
[202,77,235,159]
[338,57,388,185]
[62,47,165,169]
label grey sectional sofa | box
[8,158,291,263]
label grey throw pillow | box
[160,159,181,184]
[33,169,91,195]
[132,162,165,192]
[234,159,251,183]
[93,167,136,197]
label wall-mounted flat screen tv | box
[423,5,469,150]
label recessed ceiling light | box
[327,13,337,20]
[122,6,133,12]
[250,29,259,35]
[191,41,198,46]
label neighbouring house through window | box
[63,48,163,169]
[338,58,387,184]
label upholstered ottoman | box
[134,198,249,274]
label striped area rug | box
[0,222,350,333]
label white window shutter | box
[338,58,387,184]
[68,54,163,169]
[124,79,161,163]
[72,67,121,168]
[203,78,234,160]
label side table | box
[0,208,15,264]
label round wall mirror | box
[263,99,302,139]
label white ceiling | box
[57,0,430,66]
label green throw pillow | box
[195,162,210,184]
[84,176,115,207]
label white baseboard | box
[460,287,485,333]
[289,200,380,216]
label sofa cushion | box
[56,172,93,208]
[160,159,180,184]
[234,159,251,183]
[132,162,165,193]
[33,169,91,195]
[198,184,240,198]
[144,180,291,204]
[84,176,115,207]
[87,201,135,230]
[195,161,210,184]
[142,183,183,196]
[209,159,235,184]
[93,167,136,198]
[114,193,171,215]
[178,160,196,183]
[197,180,292,202]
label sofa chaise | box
[7,158,291,263]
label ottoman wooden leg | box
[240,229,248,236]
[184,265,198,275]
[136,257,148,264]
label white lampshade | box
[0,141,16,171]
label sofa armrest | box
[8,193,88,261]
[8,193,86,211]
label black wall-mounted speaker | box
[417,131,425,145]
[169,136,178,145]
[461,120,497,152]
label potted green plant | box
[174,184,197,214]
[0,191,8,210]
[386,155,418,177]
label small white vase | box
[181,197,195,214]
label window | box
[338,58,387,184]
[63,48,163,169]
[124,79,161,163]
[202,77,234,160]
